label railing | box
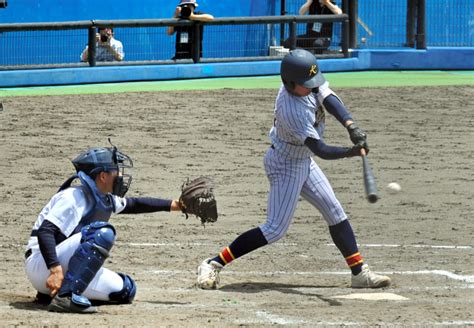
[0,15,349,70]
[284,0,430,49]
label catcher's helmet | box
[72,144,133,197]
[280,48,326,91]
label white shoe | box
[197,258,223,289]
[351,264,391,288]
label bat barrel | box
[362,155,378,203]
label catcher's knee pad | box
[59,222,116,297]
[109,273,137,304]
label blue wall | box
[0,0,277,64]
[0,1,472,67]
[1,47,472,88]
[1,0,473,47]
[0,0,275,23]
[0,0,474,65]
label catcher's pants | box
[25,232,123,301]
[260,147,347,244]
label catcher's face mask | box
[111,147,133,197]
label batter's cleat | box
[197,258,223,290]
[351,264,391,288]
[48,294,97,314]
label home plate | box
[333,293,409,301]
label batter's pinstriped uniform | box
[197,48,391,290]
[260,82,347,243]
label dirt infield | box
[1,85,473,327]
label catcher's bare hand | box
[46,265,64,297]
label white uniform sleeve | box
[45,188,87,237]
[316,81,337,104]
[111,195,127,215]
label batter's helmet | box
[280,49,326,91]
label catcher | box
[24,141,217,313]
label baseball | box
[386,182,402,193]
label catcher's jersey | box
[269,82,335,159]
[26,186,126,252]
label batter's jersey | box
[26,186,126,253]
[269,81,336,159]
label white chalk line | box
[121,241,472,250]
[144,269,474,284]
[411,270,474,283]
[139,285,474,293]
[237,311,474,327]
[332,243,473,250]
[137,284,474,295]
[434,321,474,326]
[121,242,298,247]
[251,310,321,326]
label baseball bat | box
[360,149,378,203]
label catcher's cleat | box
[34,292,52,305]
[351,264,391,288]
[48,294,97,314]
[197,258,223,289]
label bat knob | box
[368,194,378,203]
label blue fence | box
[1,0,473,49]
[0,0,472,80]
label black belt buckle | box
[25,249,32,259]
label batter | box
[197,49,391,289]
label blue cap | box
[179,0,198,7]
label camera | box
[100,34,109,42]
[0,0,7,8]
[180,5,193,19]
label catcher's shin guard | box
[58,222,116,298]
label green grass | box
[0,71,472,97]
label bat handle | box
[360,148,367,157]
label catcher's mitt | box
[179,176,218,225]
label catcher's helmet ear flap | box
[280,48,326,92]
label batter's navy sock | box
[329,220,363,275]
[212,227,268,266]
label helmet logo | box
[309,64,317,77]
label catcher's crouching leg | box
[108,273,137,304]
[48,221,116,313]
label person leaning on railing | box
[167,0,214,60]
[284,0,342,54]
[81,27,124,62]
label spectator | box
[167,0,214,61]
[81,27,124,62]
[285,0,342,54]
